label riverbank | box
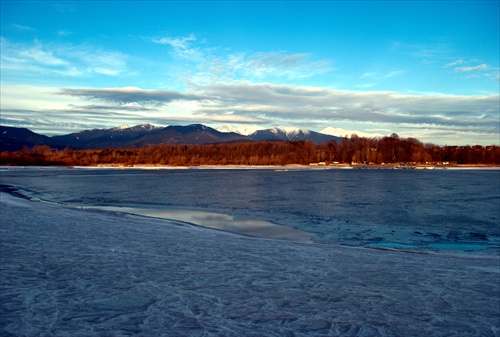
[3,163,496,170]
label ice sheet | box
[1,192,499,336]
[2,167,499,255]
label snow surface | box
[114,124,131,130]
[216,125,311,138]
[1,192,499,336]
[216,124,263,136]
[111,123,161,132]
[320,126,385,139]
[133,123,159,131]
[269,126,311,139]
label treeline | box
[1,135,499,166]
[327,134,500,165]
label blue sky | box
[1,1,499,145]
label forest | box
[1,134,499,166]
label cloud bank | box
[58,87,206,105]
[0,38,127,77]
[151,34,335,83]
[3,82,496,145]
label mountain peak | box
[248,126,339,143]
[189,124,208,131]
[132,123,159,131]
[114,124,130,130]
[216,124,261,136]
[272,126,310,137]
[321,126,385,139]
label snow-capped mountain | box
[113,123,161,132]
[113,124,131,130]
[217,125,342,143]
[320,126,385,139]
[249,127,308,140]
[129,123,161,132]
[216,124,261,136]
[1,123,344,151]
[48,123,249,148]
[134,124,248,146]
[249,126,340,143]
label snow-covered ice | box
[1,192,499,336]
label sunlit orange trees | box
[1,137,499,166]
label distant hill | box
[0,126,63,152]
[51,123,250,148]
[132,124,250,146]
[1,123,342,151]
[51,123,163,149]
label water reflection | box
[92,206,314,243]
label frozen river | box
[1,192,500,336]
[1,166,499,336]
[1,166,499,254]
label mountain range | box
[1,123,343,152]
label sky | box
[1,1,499,146]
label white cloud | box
[384,70,405,78]
[361,70,404,80]
[12,24,34,31]
[356,83,376,89]
[321,126,385,138]
[454,63,488,73]
[1,84,78,111]
[443,59,498,82]
[150,34,334,82]
[238,51,334,79]
[0,38,128,77]
[57,29,72,37]
[152,34,205,62]
[18,44,68,66]
[392,41,452,61]
[153,34,197,49]
[445,59,463,67]
[361,72,377,78]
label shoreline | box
[2,163,499,170]
[1,183,498,257]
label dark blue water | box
[1,167,499,254]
